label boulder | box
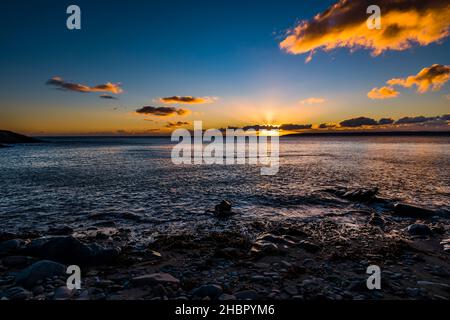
[131,273,180,287]
[0,239,26,255]
[406,224,432,236]
[234,289,258,300]
[1,287,32,300]
[393,203,436,218]
[192,284,223,299]
[22,236,120,265]
[214,200,234,218]
[15,260,66,288]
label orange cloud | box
[280,0,450,62]
[159,96,217,104]
[165,121,190,128]
[47,77,123,94]
[386,64,450,93]
[367,86,400,99]
[299,97,326,105]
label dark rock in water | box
[0,130,42,144]
[214,200,234,218]
[131,273,180,287]
[22,236,120,265]
[192,284,223,299]
[47,226,74,236]
[406,224,432,236]
[1,287,32,300]
[15,260,66,288]
[0,239,26,256]
[0,231,17,242]
[393,203,436,218]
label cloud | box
[319,122,337,129]
[46,77,123,94]
[386,64,450,93]
[367,86,400,99]
[135,106,190,117]
[395,116,438,124]
[340,117,378,127]
[441,114,450,121]
[299,97,325,105]
[378,118,395,125]
[280,124,312,131]
[280,0,450,62]
[159,96,217,104]
[100,94,118,100]
[165,121,190,128]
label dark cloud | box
[46,77,123,94]
[319,123,337,129]
[100,94,118,100]
[241,125,279,131]
[340,117,378,128]
[160,96,216,104]
[441,114,450,121]
[378,118,395,125]
[280,0,450,62]
[165,121,190,128]
[280,124,312,131]
[135,106,190,117]
[395,116,439,124]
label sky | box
[0,0,449,135]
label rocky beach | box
[1,187,449,301]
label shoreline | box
[1,192,449,301]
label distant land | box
[0,130,42,145]
[284,131,450,137]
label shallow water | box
[1,136,449,234]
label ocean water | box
[1,136,449,235]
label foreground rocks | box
[0,208,449,301]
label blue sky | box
[1,0,449,134]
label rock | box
[15,260,66,288]
[284,285,298,296]
[298,240,321,253]
[47,226,74,236]
[218,293,236,300]
[0,239,26,255]
[406,224,432,236]
[214,200,234,218]
[417,281,450,290]
[369,213,385,228]
[53,286,74,300]
[440,238,450,253]
[393,203,436,218]
[405,287,420,297]
[1,255,35,268]
[23,236,120,265]
[2,287,32,300]
[341,187,379,202]
[0,231,17,242]
[234,289,258,300]
[250,240,280,256]
[131,273,180,287]
[192,284,223,299]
